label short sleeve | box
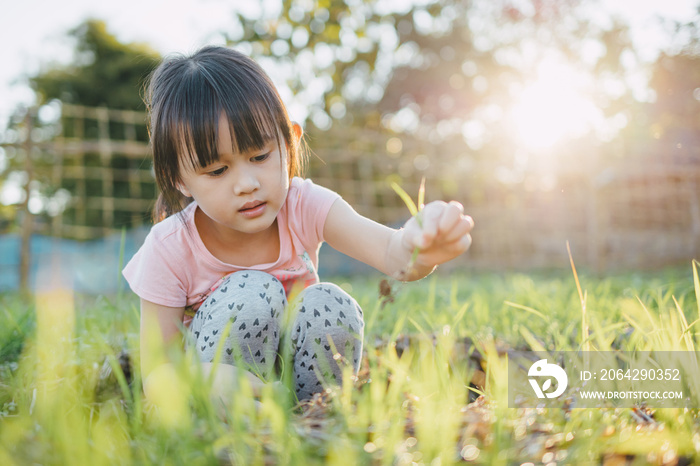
[122,228,189,308]
[289,177,341,247]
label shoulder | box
[122,204,196,305]
[288,176,309,197]
[287,177,340,206]
[140,203,197,258]
[284,177,341,243]
[148,213,183,242]
[150,203,195,239]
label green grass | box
[0,265,699,465]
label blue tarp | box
[0,228,149,294]
[0,229,374,294]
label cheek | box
[277,161,290,197]
[277,152,290,182]
[282,163,290,183]
[277,167,290,193]
[279,142,292,177]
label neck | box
[194,207,280,266]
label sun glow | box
[509,60,602,151]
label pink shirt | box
[122,177,340,319]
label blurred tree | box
[612,9,700,161]
[30,19,160,111]
[647,15,700,157]
[223,0,641,192]
[0,19,160,238]
[229,2,635,113]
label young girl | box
[123,45,473,403]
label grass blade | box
[391,181,418,217]
[504,301,547,322]
[567,241,589,351]
[519,326,548,353]
[673,295,695,350]
[451,302,470,328]
[408,317,428,336]
[693,259,700,322]
[417,177,426,210]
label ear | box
[176,182,192,198]
[285,122,303,177]
[291,122,303,146]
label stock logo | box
[528,359,568,399]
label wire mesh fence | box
[1,103,699,278]
[46,105,153,238]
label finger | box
[401,216,423,249]
[439,215,473,244]
[416,233,472,267]
[437,201,464,237]
[458,232,472,252]
[465,214,474,231]
[441,232,472,256]
[418,201,446,246]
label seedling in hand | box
[391,177,426,278]
[379,178,425,308]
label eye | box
[251,152,271,163]
[208,166,227,177]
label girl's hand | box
[401,200,473,269]
[323,196,471,282]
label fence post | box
[19,109,35,294]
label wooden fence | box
[2,104,699,284]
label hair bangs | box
[170,64,290,169]
[212,65,291,157]
[172,69,223,172]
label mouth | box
[239,200,265,212]
[238,200,267,218]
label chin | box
[235,217,277,234]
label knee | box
[221,270,286,309]
[293,283,364,342]
[301,283,363,320]
[302,283,355,306]
[196,271,286,324]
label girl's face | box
[176,117,292,239]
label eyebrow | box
[199,138,278,165]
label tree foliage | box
[30,19,160,111]
[0,20,161,235]
[228,3,632,117]
[615,10,700,158]
[647,17,700,150]
[223,0,649,176]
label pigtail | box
[152,190,191,223]
[152,193,170,224]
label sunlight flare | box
[509,59,602,150]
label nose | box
[232,166,260,196]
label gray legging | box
[188,270,364,401]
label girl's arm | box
[140,299,265,402]
[323,197,473,281]
[139,299,185,378]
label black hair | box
[145,45,305,222]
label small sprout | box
[392,177,426,277]
[379,178,427,307]
[390,181,419,218]
[390,177,425,227]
